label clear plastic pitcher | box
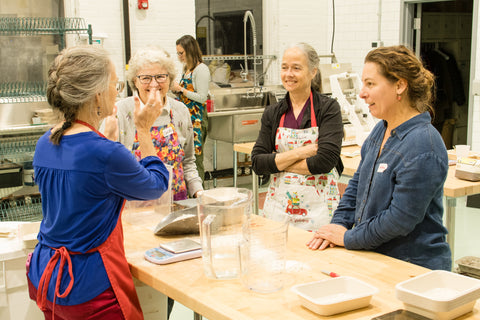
[239,215,289,293]
[197,187,252,279]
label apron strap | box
[36,247,75,317]
[74,119,107,138]
[279,92,315,127]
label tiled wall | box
[64,0,195,89]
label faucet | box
[243,10,259,95]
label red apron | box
[35,120,143,320]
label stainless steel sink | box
[207,87,284,143]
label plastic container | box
[396,270,480,320]
[291,276,378,316]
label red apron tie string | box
[36,246,75,319]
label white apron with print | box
[262,94,340,231]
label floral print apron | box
[262,93,340,231]
[132,110,187,201]
[177,70,206,156]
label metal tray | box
[153,199,199,235]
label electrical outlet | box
[371,41,384,48]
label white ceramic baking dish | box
[291,276,378,316]
[396,270,480,320]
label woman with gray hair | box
[27,45,169,319]
[252,42,344,231]
[111,46,203,200]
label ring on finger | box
[147,103,154,107]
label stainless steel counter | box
[207,107,264,143]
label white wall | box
[471,2,480,151]
[63,0,195,89]
[263,0,402,85]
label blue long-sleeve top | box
[331,112,451,270]
[28,130,169,305]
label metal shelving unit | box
[0,17,92,104]
[0,17,92,48]
[0,81,47,104]
[0,17,92,221]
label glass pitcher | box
[197,187,252,280]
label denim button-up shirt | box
[331,112,451,270]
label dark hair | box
[364,45,435,115]
[284,42,322,93]
[176,35,203,72]
[47,46,112,145]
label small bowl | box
[291,276,378,316]
[396,270,480,320]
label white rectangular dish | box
[291,276,378,316]
[395,270,480,320]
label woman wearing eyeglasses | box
[112,46,203,200]
[172,35,211,181]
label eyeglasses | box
[136,74,169,84]
[176,51,184,56]
[114,80,125,93]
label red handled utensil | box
[321,270,340,277]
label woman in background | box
[172,35,211,181]
[307,45,452,271]
[27,46,169,319]
[251,42,343,231]
[111,46,203,200]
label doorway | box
[401,0,474,149]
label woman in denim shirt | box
[307,45,451,270]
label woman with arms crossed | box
[252,43,343,231]
[308,45,451,271]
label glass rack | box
[0,17,92,47]
[0,81,47,103]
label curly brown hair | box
[364,45,435,116]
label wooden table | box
[123,213,480,320]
